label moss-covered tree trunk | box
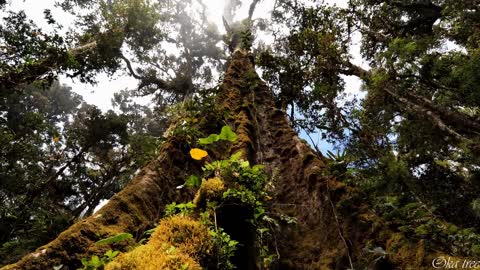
[3,51,451,270]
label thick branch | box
[68,41,98,56]
[384,86,469,143]
[405,91,480,135]
[341,61,370,80]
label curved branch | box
[248,0,261,21]
[119,54,172,92]
[119,53,142,80]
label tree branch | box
[119,53,172,92]
[405,91,480,135]
[383,86,470,143]
[248,0,261,21]
[340,60,370,80]
[68,41,98,56]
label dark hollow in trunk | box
[217,204,256,270]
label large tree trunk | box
[3,51,452,270]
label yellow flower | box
[53,136,60,142]
[189,148,208,160]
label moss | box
[0,264,17,270]
[193,177,226,206]
[385,232,427,267]
[149,216,213,259]
[105,216,212,269]
[316,249,339,269]
[105,245,201,270]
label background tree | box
[0,81,160,265]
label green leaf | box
[96,233,133,245]
[240,160,250,168]
[185,175,201,188]
[254,206,265,219]
[105,250,120,259]
[198,134,220,145]
[229,151,243,161]
[144,228,156,235]
[166,245,177,254]
[90,255,101,267]
[219,125,237,142]
[258,228,269,234]
[326,150,336,160]
[252,164,264,172]
[137,238,147,245]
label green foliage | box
[201,152,280,267]
[198,134,220,145]
[257,2,352,139]
[223,188,257,206]
[218,126,237,142]
[80,250,120,270]
[163,124,283,268]
[367,193,480,258]
[95,233,133,245]
[209,228,239,270]
[4,0,480,266]
[198,125,237,145]
[0,1,225,262]
[164,202,196,217]
[324,149,354,179]
[240,29,253,51]
[162,95,226,145]
[162,103,203,143]
[185,175,202,188]
[261,3,480,255]
[144,228,156,237]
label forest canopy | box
[1,0,480,268]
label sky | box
[6,0,367,152]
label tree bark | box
[3,51,451,270]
